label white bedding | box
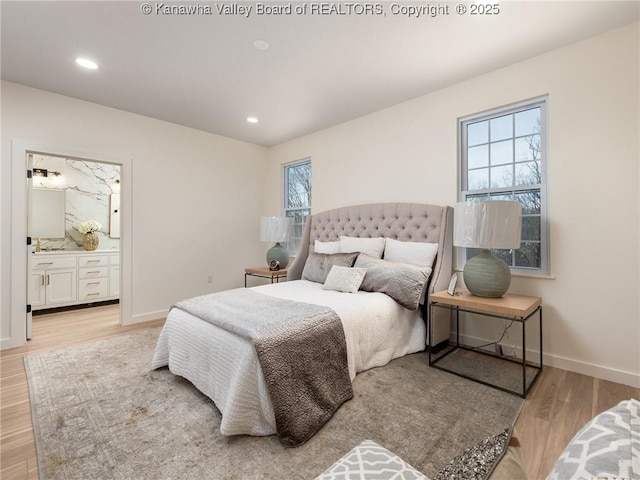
[151,279,426,437]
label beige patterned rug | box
[25,327,524,479]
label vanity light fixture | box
[33,168,61,178]
[75,57,99,70]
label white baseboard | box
[124,310,168,325]
[453,332,640,389]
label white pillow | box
[322,266,367,294]
[340,236,386,259]
[383,238,438,267]
[314,239,341,254]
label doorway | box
[6,139,132,350]
[28,153,122,337]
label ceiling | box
[2,1,638,146]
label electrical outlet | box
[207,274,213,284]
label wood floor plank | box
[513,412,549,480]
[593,378,640,416]
[537,400,593,478]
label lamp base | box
[266,242,289,269]
[463,249,511,298]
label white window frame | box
[458,97,550,276]
[282,157,312,254]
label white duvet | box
[151,280,425,436]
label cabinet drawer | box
[78,266,108,280]
[78,278,108,300]
[32,256,77,270]
[78,256,109,267]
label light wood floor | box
[1,305,638,480]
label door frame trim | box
[5,139,132,349]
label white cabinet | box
[31,256,78,310]
[31,251,119,311]
[109,254,120,297]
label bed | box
[151,202,453,446]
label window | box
[283,158,311,254]
[459,98,549,275]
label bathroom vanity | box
[30,250,120,311]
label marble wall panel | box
[32,155,121,251]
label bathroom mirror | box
[32,188,66,238]
[110,193,120,238]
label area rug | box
[25,328,524,480]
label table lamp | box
[260,216,291,269]
[454,201,522,297]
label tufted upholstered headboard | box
[286,203,453,348]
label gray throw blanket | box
[173,288,354,447]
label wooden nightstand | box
[244,267,288,287]
[428,290,543,398]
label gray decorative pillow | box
[355,254,432,310]
[546,399,640,480]
[302,252,359,284]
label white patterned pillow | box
[546,399,640,480]
[315,440,430,480]
[322,266,367,294]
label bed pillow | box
[322,266,367,293]
[340,236,386,259]
[384,238,438,268]
[355,254,432,310]
[314,240,341,254]
[302,252,359,284]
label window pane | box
[466,193,489,202]
[467,121,488,146]
[490,114,512,142]
[492,248,513,265]
[515,135,541,161]
[515,189,540,214]
[515,161,541,186]
[490,164,513,188]
[521,216,540,241]
[468,168,489,191]
[286,162,311,209]
[468,144,488,169]
[515,107,540,137]
[515,243,541,268]
[285,208,310,254]
[489,192,513,202]
[490,139,513,166]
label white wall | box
[266,23,640,387]
[1,81,269,347]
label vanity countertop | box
[32,249,119,255]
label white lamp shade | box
[260,217,290,243]
[454,201,522,249]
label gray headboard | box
[287,202,453,348]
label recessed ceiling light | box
[246,117,259,124]
[75,57,99,70]
[252,39,270,51]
